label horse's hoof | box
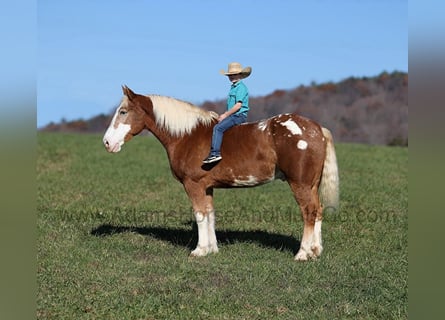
[208,245,219,254]
[311,245,323,257]
[190,247,208,257]
[294,251,309,261]
[294,248,318,261]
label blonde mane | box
[148,95,218,137]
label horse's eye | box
[119,110,128,116]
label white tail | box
[319,127,339,210]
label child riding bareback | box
[203,62,252,164]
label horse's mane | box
[148,95,218,137]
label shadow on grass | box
[91,223,300,255]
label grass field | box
[37,132,407,319]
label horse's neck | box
[143,95,216,153]
[143,114,184,159]
[144,118,172,145]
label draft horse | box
[103,86,339,261]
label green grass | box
[37,133,408,319]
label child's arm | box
[218,102,242,122]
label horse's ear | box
[122,85,136,100]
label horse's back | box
[172,113,326,187]
[217,113,326,184]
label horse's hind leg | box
[289,182,323,261]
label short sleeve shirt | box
[227,80,249,115]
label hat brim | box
[219,66,252,79]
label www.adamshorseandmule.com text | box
[54,206,402,225]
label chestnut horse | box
[103,86,339,261]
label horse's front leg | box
[207,208,218,254]
[184,182,218,257]
[191,211,211,257]
[191,209,218,256]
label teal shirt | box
[227,80,249,115]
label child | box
[203,62,252,164]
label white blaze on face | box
[281,119,302,135]
[103,106,131,153]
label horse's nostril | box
[104,139,109,147]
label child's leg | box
[209,113,247,156]
[210,117,233,156]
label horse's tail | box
[319,127,339,211]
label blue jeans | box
[210,113,247,156]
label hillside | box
[40,71,408,145]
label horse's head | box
[103,85,147,153]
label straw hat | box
[220,62,252,79]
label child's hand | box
[218,113,228,122]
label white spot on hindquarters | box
[281,119,302,135]
[297,140,308,150]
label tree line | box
[41,71,408,146]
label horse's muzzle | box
[103,138,121,153]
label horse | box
[103,85,339,261]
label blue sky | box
[37,0,408,128]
